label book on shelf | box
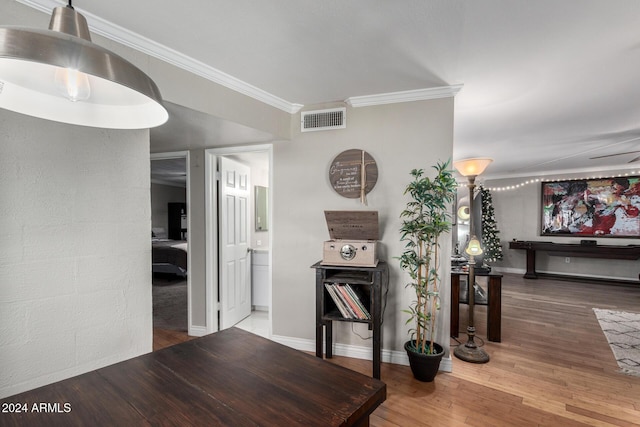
[324,283,370,320]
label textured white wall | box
[0,110,152,398]
[272,98,455,354]
[1,0,292,338]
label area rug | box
[153,275,187,331]
[593,308,640,376]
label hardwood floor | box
[335,273,640,427]
[154,273,640,426]
[153,328,194,351]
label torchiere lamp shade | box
[453,158,493,178]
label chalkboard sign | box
[329,149,378,204]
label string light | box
[469,170,640,192]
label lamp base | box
[454,344,490,363]
[454,326,490,363]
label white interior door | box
[219,157,252,329]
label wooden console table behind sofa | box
[508,240,640,283]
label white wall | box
[486,173,640,281]
[187,149,207,327]
[272,98,455,356]
[0,0,291,395]
[0,0,455,383]
[0,110,152,398]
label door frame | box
[150,151,193,333]
[204,144,273,334]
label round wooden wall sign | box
[329,149,378,203]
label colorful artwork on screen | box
[541,177,640,237]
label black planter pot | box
[404,340,444,382]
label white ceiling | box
[150,102,276,153]
[151,156,187,187]
[16,0,640,179]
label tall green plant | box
[399,160,457,355]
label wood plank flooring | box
[153,327,195,351]
[154,273,640,426]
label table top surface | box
[451,269,502,277]
[1,328,386,426]
[509,240,640,249]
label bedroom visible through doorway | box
[150,152,191,338]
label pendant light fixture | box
[0,1,168,129]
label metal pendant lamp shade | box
[0,4,168,129]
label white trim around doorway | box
[204,145,273,336]
[150,151,194,335]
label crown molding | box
[16,1,459,113]
[345,84,464,108]
[482,163,640,182]
[16,0,304,114]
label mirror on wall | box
[255,185,268,231]
[455,190,484,254]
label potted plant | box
[398,160,457,382]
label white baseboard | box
[188,325,208,337]
[492,266,636,282]
[270,334,316,352]
[270,335,452,373]
[490,266,523,275]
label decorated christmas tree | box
[479,186,503,263]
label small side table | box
[312,261,388,379]
[450,272,502,342]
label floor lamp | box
[453,158,492,363]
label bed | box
[152,237,188,278]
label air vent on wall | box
[301,107,346,132]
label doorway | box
[150,152,192,337]
[205,145,272,336]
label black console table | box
[312,261,388,379]
[509,240,640,283]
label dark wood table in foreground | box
[0,328,386,426]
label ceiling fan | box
[589,150,640,163]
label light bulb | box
[54,67,90,102]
